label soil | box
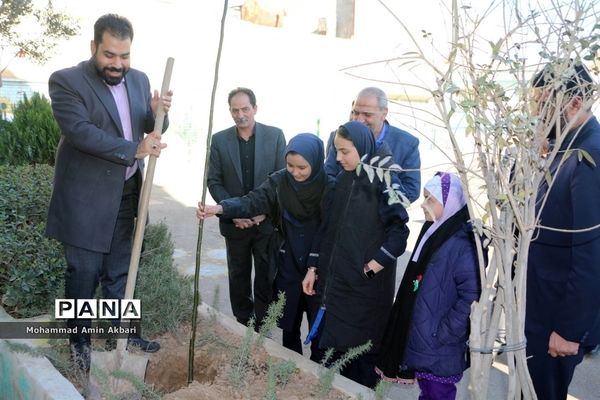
[144,320,352,400]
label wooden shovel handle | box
[123,57,174,302]
[117,57,173,355]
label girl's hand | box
[302,268,318,295]
[196,203,223,220]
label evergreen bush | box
[0,164,64,317]
[0,163,191,333]
[0,119,17,164]
[0,92,60,165]
[137,222,194,337]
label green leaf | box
[376,167,384,182]
[445,84,460,94]
[365,165,375,182]
[578,149,597,167]
[384,171,391,188]
[378,156,391,167]
[544,170,553,187]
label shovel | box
[90,57,174,397]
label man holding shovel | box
[46,14,172,374]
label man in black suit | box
[207,87,286,327]
[46,14,172,372]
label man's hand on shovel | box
[136,131,167,159]
[151,89,173,116]
[135,88,172,159]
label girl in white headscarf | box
[376,172,482,400]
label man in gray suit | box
[46,14,172,372]
[208,87,286,327]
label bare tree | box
[350,0,600,398]
[0,0,79,86]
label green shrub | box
[0,164,65,317]
[137,222,194,337]
[0,92,60,165]
[0,164,191,329]
[318,341,373,397]
[0,119,17,164]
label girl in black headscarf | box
[304,121,409,387]
[197,133,333,362]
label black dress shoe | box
[105,337,117,351]
[69,341,91,374]
[127,336,160,353]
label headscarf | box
[412,172,467,261]
[341,121,376,161]
[284,133,325,188]
[278,133,327,221]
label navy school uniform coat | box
[527,116,600,347]
[219,169,335,330]
[46,59,167,252]
[403,224,481,376]
[318,154,410,353]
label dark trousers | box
[417,378,457,400]
[526,332,585,400]
[64,175,138,343]
[281,294,325,363]
[327,351,378,389]
[224,229,273,326]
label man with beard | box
[527,61,600,400]
[207,87,286,328]
[46,14,172,374]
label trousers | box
[64,174,138,342]
[417,378,458,400]
[224,228,273,326]
[526,331,585,400]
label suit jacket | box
[207,122,286,237]
[527,116,600,346]
[324,121,421,202]
[46,59,167,252]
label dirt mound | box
[145,322,351,399]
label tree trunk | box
[336,0,355,38]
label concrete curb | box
[0,308,83,400]
[1,302,386,399]
[197,302,383,400]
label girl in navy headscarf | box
[198,133,333,362]
[305,121,410,387]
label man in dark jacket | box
[47,14,172,372]
[207,87,286,327]
[527,62,600,400]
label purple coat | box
[403,224,481,377]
